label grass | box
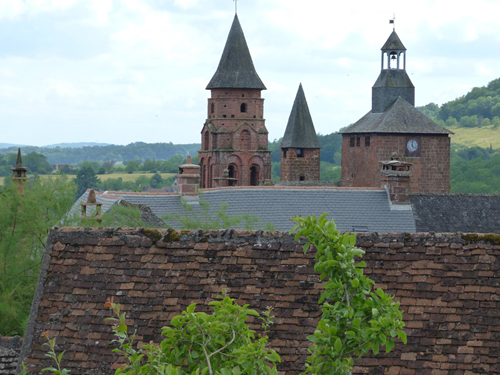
[1,172,177,186]
[449,125,500,149]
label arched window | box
[240,103,247,113]
[228,164,238,187]
[204,131,209,150]
[211,103,214,114]
[241,130,251,150]
[250,165,259,186]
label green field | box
[1,172,176,186]
[449,125,500,149]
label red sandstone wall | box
[281,148,320,181]
[20,229,500,375]
[198,88,271,187]
[341,134,450,193]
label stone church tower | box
[340,30,452,194]
[281,84,321,181]
[198,15,271,188]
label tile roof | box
[206,15,266,90]
[340,97,453,134]
[0,336,23,375]
[19,229,500,375]
[411,194,500,233]
[280,84,321,149]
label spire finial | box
[233,0,238,14]
[389,14,396,31]
[16,148,22,168]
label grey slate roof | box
[340,97,453,134]
[280,84,321,149]
[373,70,414,88]
[74,188,416,233]
[381,31,406,50]
[411,194,500,233]
[206,15,266,90]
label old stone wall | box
[19,228,500,375]
[341,134,450,193]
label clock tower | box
[340,30,452,194]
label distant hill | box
[0,142,201,165]
[417,77,500,148]
[0,143,29,149]
[43,142,112,148]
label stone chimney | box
[10,148,29,194]
[178,156,201,200]
[80,189,103,222]
[380,157,412,204]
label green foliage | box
[40,332,71,375]
[0,176,75,336]
[150,173,163,188]
[0,151,53,177]
[163,197,259,230]
[320,162,341,182]
[290,214,406,375]
[75,204,151,229]
[105,292,280,375]
[451,147,500,193]
[74,166,100,197]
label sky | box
[1,0,500,147]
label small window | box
[231,115,235,118]
[297,148,304,158]
[242,94,245,98]
[350,137,355,147]
[283,149,287,158]
[356,137,360,147]
[365,136,370,147]
[223,115,226,118]
[240,103,247,113]
[211,103,214,114]
[299,176,305,181]
[224,105,227,107]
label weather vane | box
[389,14,396,31]
[234,0,238,14]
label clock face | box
[407,139,418,152]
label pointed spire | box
[206,15,266,90]
[281,84,321,149]
[16,148,23,168]
[381,31,406,51]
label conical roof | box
[381,31,406,51]
[206,15,266,90]
[16,148,23,167]
[281,84,321,149]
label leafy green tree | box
[291,214,406,374]
[150,173,163,188]
[0,176,75,336]
[74,166,100,197]
[125,160,140,174]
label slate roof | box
[73,188,416,233]
[0,336,22,375]
[206,15,266,90]
[280,84,321,149]
[411,194,500,233]
[340,96,453,134]
[381,31,406,50]
[373,70,414,88]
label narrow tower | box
[10,148,29,194]
[198,15,271,188]
[340,30,452,194]
[281,84,321,181]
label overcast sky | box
[1,0,499,147]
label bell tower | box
[198,15,271,188]
[340,29,452,194]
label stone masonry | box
[18,228,500,375]
[281,148,320,182]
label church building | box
[198,15,272,188]
[340,30,453,194]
